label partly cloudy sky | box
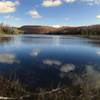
[0,0,100,26]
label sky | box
[0,0,100,27]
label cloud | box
[64,0,100,5]
[42,0,100,7]
[4,15,20,20]
[96,15,100,19]
[82,0,100,5]
[0,0,19,13]
[42,0,62,7]
[15,0,20,5]
[52,25,62,28]
[28,9,42,19]
[64,0,76,3]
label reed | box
[0,23,22,35]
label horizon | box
[0,0,100,27]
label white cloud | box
[0,0,19,13]
[64,0,100,5]
[42,0,100,7]
[42,0,62,7]
[96,15,100,19]
[52,25,62,28]
[82,0,100,5]
[4,15,20,20]
[15,0,20,5]
[64,0,76,3]
[28,9,42,19]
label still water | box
[0,35,100,89]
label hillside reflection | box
[0,36,12,44]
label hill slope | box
[20,25,100,35]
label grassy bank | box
[0,24,22,35]
[0,76,100,100]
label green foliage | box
[55,27,100,35]
[80,28,100,36]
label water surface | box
[0,35,100,89]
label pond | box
[0,35,100,90]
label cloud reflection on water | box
[30,48,41,57]
[69,65,100,90]
[0,53,20,64]
[96,51,100,55]
[84,65,100,89]
[43,59,62,66]
[59,64,75,78]
[60,64,75,73]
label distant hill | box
[20,25,81,35]
[20,26,57,34]
[19,24,100,35]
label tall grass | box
[0,76,27,98]
[0,23,22,35]
[0,76,100,100]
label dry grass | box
[0,23,22,35]
[0,76,26,98]
[0,75,100,100]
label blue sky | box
[0,0,100,27]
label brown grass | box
[0,75,100,100]
[0,23,22,35]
